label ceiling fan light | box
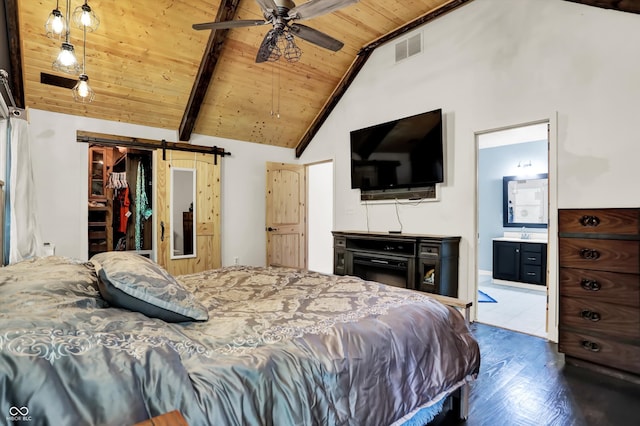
[53,42,81,74]
[45,8,67,39]
[73,2,100,32]
[72,74,95,103]
[283,33,302,62]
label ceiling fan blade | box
[288,0,358,21]
[256,29,278,63]
[193,19,267,31]
[254,0,278,15]
[289,23,344,52]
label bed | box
[0,254,480,425]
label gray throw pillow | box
[91,252,208,322]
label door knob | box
[266,227,279,232]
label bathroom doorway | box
[476,122,549,338]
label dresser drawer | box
[559,238,639,274]
[559,296,640,339]
[559,268,640,307]
[559,209,640,235]
[559,330,640,375]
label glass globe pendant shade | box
[73,74,95,103]
[73,2,100,32]
[45,8,67,39]
[53,42,81,74]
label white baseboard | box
[492,278,547,292]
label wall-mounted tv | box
[350,108,444,191]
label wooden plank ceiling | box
[15,0,640,151]
[17,0,460,150]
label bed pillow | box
[91,252,208,322]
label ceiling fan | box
[193,0,358,63]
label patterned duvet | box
[0,256,479,425]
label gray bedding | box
[0,256,480,425]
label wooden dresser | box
[558,208,640,380]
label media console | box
[332,231,461,297]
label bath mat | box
[478,290,497,303]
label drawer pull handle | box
[580,310,601,322]
[527,272,536,276]
[579,215,601,227]
[580,248,600,260]
[527,257,537,261]
[581,340,601,352]
[580,279,601,291]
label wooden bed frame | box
[429,293,473,420]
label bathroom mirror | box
[503,173,548,228]
[171,167,196,259]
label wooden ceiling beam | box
[178,0,242,142]
[294,0,474,157]
[294,51,371,158]
[564,0,640,14]
[4,0,24,108]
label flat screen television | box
[350,108,444,191]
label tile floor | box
[477,276,547,338]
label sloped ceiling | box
[8,0,640,153]
[15,0,464,150]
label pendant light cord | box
[271,63,280,119]
[65,0,71,42]
[82,24,86,73]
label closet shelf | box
[89,231,107,239]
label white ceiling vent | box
[395,33,422,63]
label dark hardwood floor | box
[434,323,640,426]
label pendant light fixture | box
[51,0,80,74]
[46,1,99,99]
[72,25,95,103]
[45,0,67,39]
[72,0,100,32]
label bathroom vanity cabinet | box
[492,239,547,286]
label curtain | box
[6,117,43,263]
[1,117,8,265]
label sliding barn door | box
[156,151,221,275]
[265,162,306,269]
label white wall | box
[307,161,334,273]
[28,109,295,266]
[299,0,640,309]
[190,134,295,266]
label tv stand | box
[332,231,460,297]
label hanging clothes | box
[135,162,152,250]
[117,186,131,233]
[107,172,128,189]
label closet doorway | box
[88,144,154,259]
